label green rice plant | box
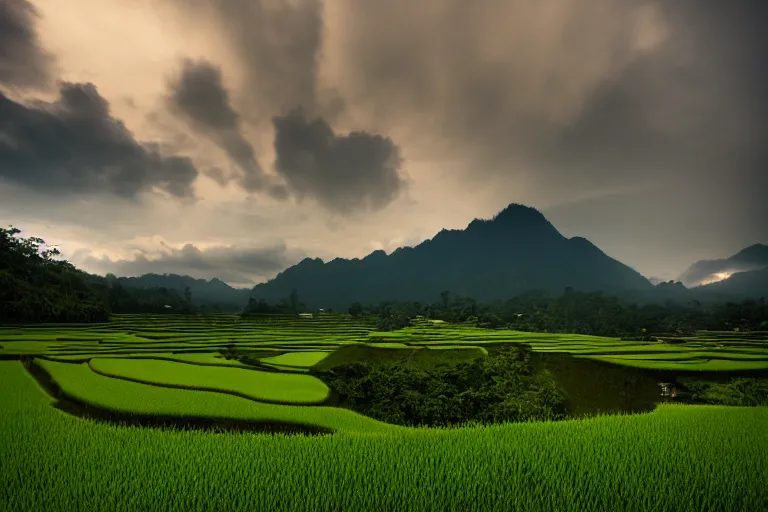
[3,360,766,512]
[598,351,768,361]
[87,358,330,404]
[424,345,489,355]
[580,355,768,371]
[34,359,393,433]
[44,352,257,367]
[259,351,331,368]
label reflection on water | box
[531,352,768,417]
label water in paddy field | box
[531,352,768,417]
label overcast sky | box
[1,0,765,287]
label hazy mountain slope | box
[250,204,653,309]
[679,244,768,287]
[697,266,768,299]
[115,273,251,308]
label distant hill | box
[679,244,768,287]
[652,280,694,302]
[250,203,653,310]
[115,273,251,311]
[697,266,768,300]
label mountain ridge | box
[679,243,768,287]
[249,203,653,309]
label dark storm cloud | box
[167,58,276,192]
[323,0,768,241]
[0,0,54,88]
[78,241,303,285]
[538,1,768,191]
[0,82,198,198]
[325,1,762,189]
[179,0,324,120]
[171,0,766,239]
[273,109,404,214]
[167,57,402,212]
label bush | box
[321,345,567,427]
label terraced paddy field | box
[1,314,767,418]
[1,314,767,510]
[1,360,767,511]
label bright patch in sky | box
[701,271,733,286]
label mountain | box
[679,243,768,287]
[697,266,768,299]
[250,203,653,310]
[653,280,694,302]
[115,273,251,311]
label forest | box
[4,226,767,338]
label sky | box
[1,0,766,288]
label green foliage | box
[322,345,567,427]
[2,361,768,511]
[88,358,331,404]
[0,226,110,323]
[679,378,768,406]
[360,290,768,337]
[242,290,308,316]
[0,227,209,322]
[35,359,389,432]
[259,351,331,368]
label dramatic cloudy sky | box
[1,0,765,287]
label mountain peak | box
[250,202,651,307]
[491,203,547,224]
[463,203,564,241]
[731,243,768,265]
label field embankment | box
[1,360,766,512]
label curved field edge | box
[579,355,768,371]
[2,361,767,512]
[33,359,395,433]
[86,357,331,405]
[259,351,331,368]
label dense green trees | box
[321,345,567,427]
[241,289,308,316]
[1,227,110,323]
[1,227,197,322]
[679,378,768,406]
[361,288,768,335]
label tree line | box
[348,288,768,336]
[4,225,766,332]
[1,227,198,323]
[320,344,566,427]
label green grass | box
[1,360,766,511]
[2,315,765,373]
[580,355,768,371]
[313,344,486,371]
[34,359,392,433]
[259,351,331,368]
[42,352,257,368]
[87,358,330,404]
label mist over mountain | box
[696,266,768,300]
[114,273,250,310]
[679,244,768,287]
[249,204,653,310]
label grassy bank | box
[2,360,767,511]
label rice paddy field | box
[1,313,767,511]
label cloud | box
[176,0,325,121]
[167,57,403,212]
[166,58,277,192]
[272,109,404,214]
[0,82,199,198]
[76,240,304,286]
[0,0,54,88]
